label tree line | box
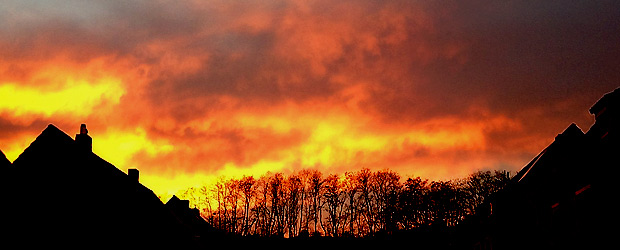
[177,169,511,238]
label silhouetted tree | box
[296,169,312,234]
[239,176,256,236]
[269,173,286,236]
[284,174,302,237]
[322,174,345,237]
[463,170,510,215]
[343,171,360,237]
[428,180,461,227]
[225,178,241,233]
[254,173,272,236]
[185,168,511,238]
[372,169,401,234]
[355,168,375,236]
[306,170,324,235]
[399,177,430,229]
[213,179,225,231]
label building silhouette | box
[466,88,620,249]
[166,195,219,239]
[0,124,213,247]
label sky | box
[1,0,619,199]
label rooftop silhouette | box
[0,124,212,247]
[464,87,620,249]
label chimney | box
[128,169,139,192]
[75,124,92,152]
[128,169,139,184]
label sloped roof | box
[2,124,189,246]
[513,123,584,184]
[513,148,546,184]
[0,149,10,168]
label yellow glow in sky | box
[0,78,125,118]
[93,127,174,172]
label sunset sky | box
[1,0,620,199]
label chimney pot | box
[75,124,92,152]
[80,124,88,134]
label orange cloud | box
[1,0,618,199]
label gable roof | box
[1,124,194,246]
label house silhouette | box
[0,124,213,247]
[465,88,620,249]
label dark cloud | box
[1,0,620,195]
[0,117,49,140]
[358,0,620,130]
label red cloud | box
[1,0,619,197]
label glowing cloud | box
[93,127,174,172]
[1,0,619,199]
[0,78,124,119]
